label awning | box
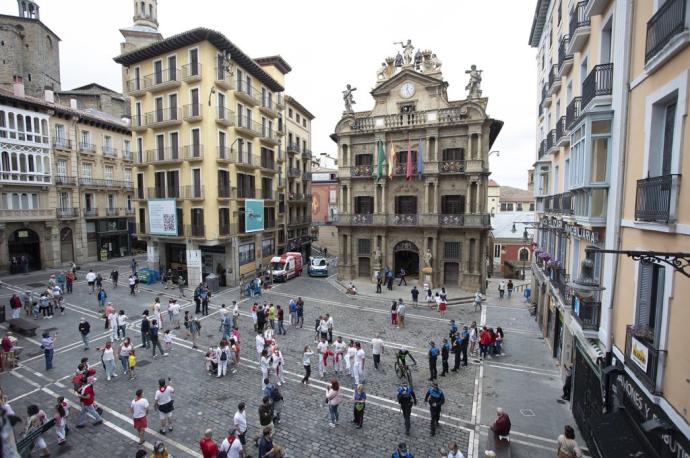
[589,410,655,458]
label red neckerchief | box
[135,395,142,401]
[159,386,167,393]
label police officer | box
[396,381,417,435]
[428,341,439,381]
[440,338,450,377]
[424,382,445,436]
[451,332,462,372]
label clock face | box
[400,82,415,98]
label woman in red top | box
[199,429,219,458]
[488,328,497,356]
[479,327,491,360]
[76,376,104,428]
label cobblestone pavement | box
[0,261,580,458]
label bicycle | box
[394,360,415,389]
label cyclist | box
[396,348,417,372]
[396,381,417,435]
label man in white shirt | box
[354,342,366,385]
[317,337,329,377]
[130,389,149,445]
[233,402,248,445]
[333,336,347,374]
[85,270,96,294]
[397,300,407,328]
[219,429,245,458]
[371,335,384,370]
[346,341,356,376]
[232,301,240,329]
[153,378,174,433]
[446,441,465,458]
[255,332,265,359]
[325,314,334,343]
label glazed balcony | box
[183,104,203,122]
[215,67,234,90]
[566,97,582,129]
[235,80,260,106]
[573,298,600,331]
[645,0,688,64]
[581,63,613,110]
[568,1,591,54]
[56,207,79,219]
[183,144,204,161]
[143,68,181,93]
[182,63,202,82]
[146,147,182,164]
[216,107,235,127]
[625,325,662,394]
[556,116,569,147]
[145,108,182,128]
[634,174,681,223]
[558,35,574,76]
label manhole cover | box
[26,283,46,288]
[520,409,535,417]
[137,360,151,367]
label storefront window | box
[239,243,255,265]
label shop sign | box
[149,199,177,236]
[630,336,649,373]
[541,218,599,243]
[614,373,690,458]
[245,199,265,233]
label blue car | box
[308,257,329,277]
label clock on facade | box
[400,82,415,98]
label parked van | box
[308,257,329,277]
[269,252,303,282]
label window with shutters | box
[354,196,373,214]
[395,196,417,214]
[444,242,460,260]
[635,263,665,344]
[442,148,464,161]
[357,239,371,255]
[355,154,373,166]
[494,244,501,258]
[441,195,465,214]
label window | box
[530,202,535,211]
[237,173,255,198]
[354,196,374,214]
[104,166,114,184]
[153,60,163,85]
[494,244,501,258]
[123,139,131,158]
[395,196,417,214]
[189,48,199,76]
[288,108,293,118]
[303,118,307,128]
[357,239,371,255]
[441,195,465,214]
[81,162,93,180]
[239,242,255,265]
[355,154,373,166]
[236,68,243,91]
[107,194,115,210]
[169,94,178,119]
[219,207,230,234]
[156,134,165,160]
[168,55,177,81]
[136,137,143,162]
[126,195,132,211]
[190,89,199,117]
[262,238,275,257]
[191,208,204,228]
[218,169,230,197]
[124,168,132,185]
[56,159,67,177]
[649,96,677,177]
[296,113,301,123]
[55,124,67,147]
[167,170,179,198]
[139,207,146,233]
[444,242,460,259]
[137,173,144,199]
[80,130,91,148]
[58,191,70,209]
[84,193,93,211]
[442,148,464,161]
[190,128,200,156]
[169,132,179,158]
[636,263,665,344]
[192,168,201,196]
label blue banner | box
[245,199,265,233]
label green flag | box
[376,140,385,181]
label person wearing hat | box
[78,318,90,350]
[392,442,414,458]
[199,428,219,458]
[424,382,445,436]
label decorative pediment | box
[371,68,445,97]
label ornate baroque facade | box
[333,45,502,291]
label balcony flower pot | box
[631,325,654,344]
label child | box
[426,288,434,307]
[163,330,174,353]
[128,349,137,380]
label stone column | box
[374,184,379,214]
[423,182,429,213]
[381,183,386,215]
[465,181,472,214]
[433,180,438,214]
[186,242,203,287]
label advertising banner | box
[148,199,177,235]
[245,199,264,233]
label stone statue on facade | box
[342,84,357,113]
[384,56,396,78]
[373,246,382,268]
[394,51,403,68]
[423,249,433,268]
[465,64,483,99]
[431,54,442,71]
[376,62,387,81]
[414,49,423,70]
[394,39,415,66]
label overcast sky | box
[3,0,537,188]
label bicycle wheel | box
[405,367,414,389]
[395,361,403,379]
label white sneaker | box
[163,353,169,357]
[329,423,335,428]
[112,373,117,377]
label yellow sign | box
[100,249,108,262]
[630,336,649,373]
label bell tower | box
[119,0,163,98]
[17,0,40,20]
[132,0,158,30]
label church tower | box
[132,0,158,30]
[119,0,163,96]
[17,0,40,19]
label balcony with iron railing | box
[53,138,72,150]
[302,148,312,160]
[262,189,274,201]
[125,208,135,216]
[79,142,96,154]
[185,224,206,239]
[303,171,312,181]
[145,107,182,127]
[125,78,145,95]
[581,63,613,110]
[625,325,663,394]
[122,149,133,162]
[566,97,582,129]
[351,106,489,132]
[260,156,276,171]
[236,187,256,199]
[288,167,301,178]
[131,115,146,131]
[102,145,117,157]
[183,144,203,161]
[275,94,285,109]
[634,174,681,223]
[558,35,574,75]
[183,104,203,122]
[83,207,98,217]
[143,68,181,92]
[123,181,134,191]
[183,185,204,200]
[216,107,234,126]
[235,80,260,106]
[147,187,180,200]
[217,184,235,200]
[538,139,547,160]
[56,207,79,218]
[550,267,571,306]
[146,147,182,164]
[182,63,202,82]
[573,298,600,330]
[235,115,261,137]
[335,213,490,228]
[393,162,418,176]
[259,96,278,118]
[546,129,557,153]
[260,126,279,144]
[287,142,300,154]
[556,116,569,146]
[217,146,232,162]
[568,1,591,53]
[215,67,234,90]
[105,207,121,217]
[55,176,76,186]
[645,0,687,64]
[548,65,561,95]
[231,148,257,169]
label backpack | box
[398,387,412,405]
[271,385,283,402]
[220,348,228,361]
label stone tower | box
[132,0,159,30]
[17,0,40,19]
[119,0,163,97]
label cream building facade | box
[333,46,502,291]
[529,0,689,455]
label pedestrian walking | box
[177,274,186,298]
[256,425,273,456]
[296,297,304,328]
[199,286,210,316]
[326,379,342,427]
[436,292,447,318]
[353,383,366,428]
[507,280,514,298]
[150,320,167,358]
[130,389,149,445]
[86,270,96,294]
[9,294,22,320]
[255,400,273,446]
[233,402,248,445]
[447,441,465,458]
[131,257,138,274]
[189,317,201,349]
[25,405,49,455]
[469,322,478,356]
[333,336,346,374]
[387,269,394,290]
[354,342,366,385]
[100,341,117,380]
[371,334,384,370]
[426,287,434,307]
[428,341,439,381]
[440,338,450,376]
[78,317,90,350]
[40,331,56,371]
[154,378,174,434]
[65,271,74,294]
[75,376,104,428]
[398,267,407,286]
[498,280,506,298]
[118,338,134,376]
[265,379,283,423]
[391,300,398,326]
[397,299,407,328]
[495,327,505,355]
[117,310,128,339]
[424,382,445,436]
[346,340,356,377]
[326,313,334,344]
[217,340,231,378]
[54,402,67,446]
[193,284,202,314]
[140,311,151,349]
[376,271,382,293]
[110,268,119,288]
[232,301,240,329]
[108,308,118,342]
[479,326,491,360]
[260,349,272,387]
[97,288,107,312]
[557,424,583,458]
[267,303,276,330]
[397,381,417,435]
[276,305,286,335]
[273,345,285,386]
[524,285,532,302]
[56,271,66,292]
[128,350,137,379]
[199,428,219,458]
[411,286,419,306]
[163,330,174,354]
[474,290,483,311]
[128,274,136,295]
[301,346,314,384]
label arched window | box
[41,119,48,141]
[46,35,52,49]
[27,155,34,173]
[141,2,145,16]
[149,4,153,17]
[519,248,530,262]
[20,193,29,209]
[19,154,26,175]
[11,153,18,171]
[1,152,9,172]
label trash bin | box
[205,274,219,293]
[0,305,5,323]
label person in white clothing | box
[354,342,366,385]
[153,378,174,433]
[217,342,231,378]
[345,340,356,376]
[333,336,347,374]
[233,402,248,445]
[317,337,329,378]
[259,349,272,388]
[100,341,117,380]
[220,430,244,458]
[255,332,266,359]
[371,335,384,370]
[130,389,149,445]
[272,346,285,385]
[108,311,119,342]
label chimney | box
[44,88,55,104]
[12,76,25,98]
[70,98,78,110]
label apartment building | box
[529,0,690,455]
[333,46,502,290]
[115,8,289,287]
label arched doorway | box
[60,227,74,264]
[8,228,41,271]
[394,240,419,277]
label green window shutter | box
[636,263,653,327]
